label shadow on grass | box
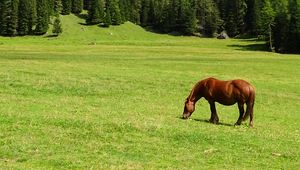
[179,117,233,127]
[228,43,268,52]
[192,118,233,127]
[44,35,58,38]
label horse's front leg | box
[209,102,219,124]
[235,103,245,126]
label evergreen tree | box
[140,0,150,26]
[83,0,91,10]
[62,0,72,15]
[72,0,83,14]
[183,0,197,35]
[52,16,63,35]
[86,0,104,24]
[54,0,62,16]
[35,0,50,35]
[272,0,289,52]
[107,0,122,25]
[258,0,275,50]
[287,0,300,53]
[0,0,19,36]
[0,1,4,34]
[197,0,221,37]
[18,0,33,35]
[103,6,112,27]
[244,0,255,33]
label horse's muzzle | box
[182,113,191,119]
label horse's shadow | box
[179,117,233,127]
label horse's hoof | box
[234,123,241,126]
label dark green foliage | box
[86,0,104,25]
[35,0,50,35]
[0,1,5,34]
[62,0,72,15]
[107,0,122,25]
[0,0,19,36]
[103,6,112,27]
[197,0,222,37]
[72,0,83,14]
[244,0,255,33]
[286,0,300,53]
[0,0,299,53]
[54,0,63,16]
[83,0,90,10]
[18,0,36,35]
[52,17,63,35]
[140,0,150,26]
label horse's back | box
[201,77,255,104]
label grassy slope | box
[0,14,300,169]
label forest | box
[0,0,299,53]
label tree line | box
[0,0,299,53]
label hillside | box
[0,13,300,169]
[0,14,263,50]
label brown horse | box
[182,77,255,127]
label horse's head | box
[182,98,195,119]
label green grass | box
[0,14,300,169]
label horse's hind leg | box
[244,101,254,127]
[209,102,219,124]
[235,103,245,126]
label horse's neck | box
[189,85,202,103]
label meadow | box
[0,14,299,169]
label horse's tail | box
[243,85,255,121]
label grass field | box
[0,14,300,169]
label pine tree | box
[103,7,112,27]
[183,0,197,35]
[140,0,150,26]
[52,17,62,35]
[72,0,83,14]
[107,0,122,25]
[223,0,246,37]
[272,0,289,52]
[35,0,50,35]
[197,0,221,37]
[18,0,32,35]
[244,0,255,33]
[0,1,4,34]
[259,0,275,50]
[83,0,91,10]
[1,0,19,36]
[54,0,62,16]
[287,0,300,53]
[62,0,72,15]
[86,0,104,25]
[28,0,37,34]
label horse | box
[182,77,255,127]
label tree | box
[54,0,62,16]
[140,0,150,26]
[287,0,300,53]
[272,0,289,52]
[103,6,112,27]
[17,0,32,35]
[259,0,275,50]
[72,0,83,14]
[62,0,72,15]
[197,0,222,37]
[0,0,19,36]
[183,0,197,35]
[86,0,104,25]
[107,0,122,25]
[35,0,50,35]
[52,17,63,35]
